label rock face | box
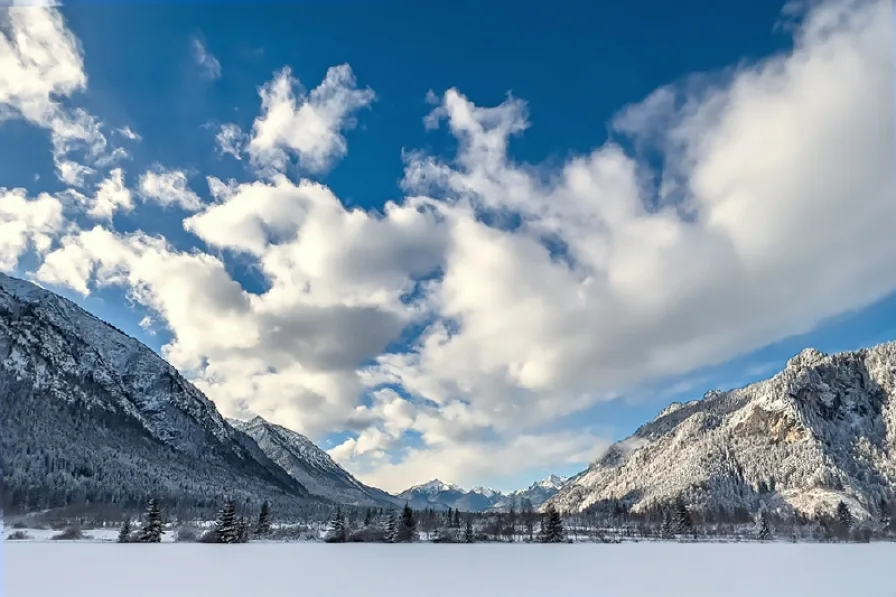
[0,273,315,515]
[231,416,399,507]
[547,344,896,519]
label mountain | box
[490,474,568,511]
[231,416,399,507]
[397,475,568,512]
[0,273,318,516]
[547,344,896,520]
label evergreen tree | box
[453,508,461,528]
[673,497,693,537]
[464,518,475,543]
[326,506,347,543]
[505,505,517,542]
[878,498,891,530]
[214,498,238,544]
[117,517,132,543]
[660,509,675,540]
[397,503,417,542]
[363,507,373,527]
[756,512,772,542]
[255,501,272,535]
[835,501,853,540]
[540,504,565,543]
[236,517,250,543]
[138,498,164,543]
[384,510,398,543]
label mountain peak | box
[535,474,567,489]
[786,346,826,370]
[471,485,502,498]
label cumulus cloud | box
[247,64,375,174]
[0,5,124,184]
[0,187,64,271]
[62,168,133,220]
[138,168,203,211]
[191,38,221,80]
[6,0,896,490]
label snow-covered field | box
[3,542,893,597]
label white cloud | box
[138,168,203,211]
[247,64,375,174]
[0,187,64,271]
[11,0,896,490]
[191,38,221,80]
[117,126,140,141]
[215,123,246,160]
[0,5,123,184]
[64,167,133,220]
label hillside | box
[547,344,896,520]
[232,416,399,507]
[0,273,317,516]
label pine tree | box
[397,504,417,542]
[756,512,772,541]
[835,501,852,540]
[540,504,565,543]
[138,498,164,543]
[673,497,693,537]
[384,510,397,543]
[660,509,675,540]
[878,498,890,531]
[255,501,272,535]
[236,517,250,543]
[464,518,475,543]
[214,498,238,544]
[117,518,132,543]
[327,506,347,542]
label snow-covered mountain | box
[397,475,568,512]
[231,416,399,507]
[490,474,569,511]
[397,479,478,511]
[547,344,896,519]
[0,273,315,515]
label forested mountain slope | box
[232,416,399,507]
[548,344,896,520]
[0,273,318,517]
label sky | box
[0,0,893,494]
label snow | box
[3,542,893,596]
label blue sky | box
[0,0,893,493]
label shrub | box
[6,530,30,540]
[174,526,199,543]
[197,530,219,543]
[51,526,85,541]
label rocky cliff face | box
[547,344,896,519]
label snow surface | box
[3,542,893,597]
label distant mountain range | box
[2,272,894,521]
[397,475,569,512]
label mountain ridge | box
[230,416,399,507]
[0,272,316,515]
[546,342,896,519]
